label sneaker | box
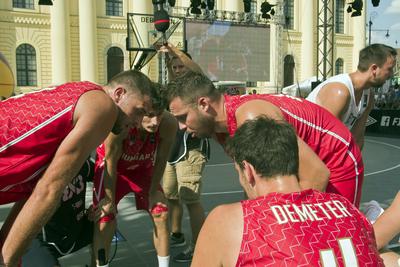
[364,200,384,223]
[170,232,186,248]
[173,245,194,263]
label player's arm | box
[1,90,117,266]
[373,191,400,250]
[296,137,330,191]
[350,90,375,150]
[163,43,203,74]
[99,128,127,217]
[315,83,351,120]
[149,112,177,204]
[0,200,27,243]
[192,203,243,267]
[236,101,330,191]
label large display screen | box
[186,21,270,82]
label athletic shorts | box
[93,168,163,221]
[162,149,206,204]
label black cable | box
[108,230,118,265]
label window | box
[283,55,295,87]
[13,0,34,9]
[16,44,37,86]
[335,58,344,75]
[284,0,294,30]
[335,0,344,34]
[107,47,124,81]
[106,0,123,17]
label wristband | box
[151,203,168,215]
[98,213,115,223]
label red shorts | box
[327,159,364,208]
[93,166,163,221]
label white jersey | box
[307,73,370,129]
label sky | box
[366,0,400,48]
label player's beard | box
[112,109,127,134]
[194,111,215,138]
[370,79,386,88]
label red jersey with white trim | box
[236,189,383,267]
[223,94,364,206]
[94,127,160,204]
[0,82,103,204]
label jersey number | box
[319,238,358,267]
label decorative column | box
[180,0,191,7]
[50,0,70,84]
[224,0,240,11]
[79,0,97,82]
[352,12,366,71]
[301,0,315,80]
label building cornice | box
[0,11,50,25]
[335,34,354,46]
[97,17,127,30]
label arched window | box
[335,58,344,75]
[335,0,345,33]
[106,0,123,16]
[284,0,294,30]
[283,55,295,87]
[107,47,124,82]
[16,44,37,86]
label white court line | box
[205,162,233,167]
[364,139,400,177]
[202,190,243,195]
[205,139,400,177]
[86,139,400,198]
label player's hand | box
[149,190,168,217]
[86,204,100,222]
[158,42,179,56]
[0,258,18,267]
[96,198,116,222]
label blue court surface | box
[1,134,399,266]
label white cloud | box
[385,0,400,14]
[390,22,400,30]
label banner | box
[366,109,400,136]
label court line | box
[202,190,243,195]
[206,162,233,167]
[86,139,400,198]
[364,139,400,177]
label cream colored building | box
[0,0,365,94]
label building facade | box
[0,0,365,95]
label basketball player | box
[307,44,397,149]
[167,71,363,207]
[192,116,383,266]
[0,70,155,266]
[92,84,177,267]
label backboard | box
[127,13,186,52]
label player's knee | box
[152,210,168,225]
[151,203,168,223]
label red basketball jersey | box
[223,94,364,206]
[236,189,383,267]
[0,82,102,204]
[93,127,160,203]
